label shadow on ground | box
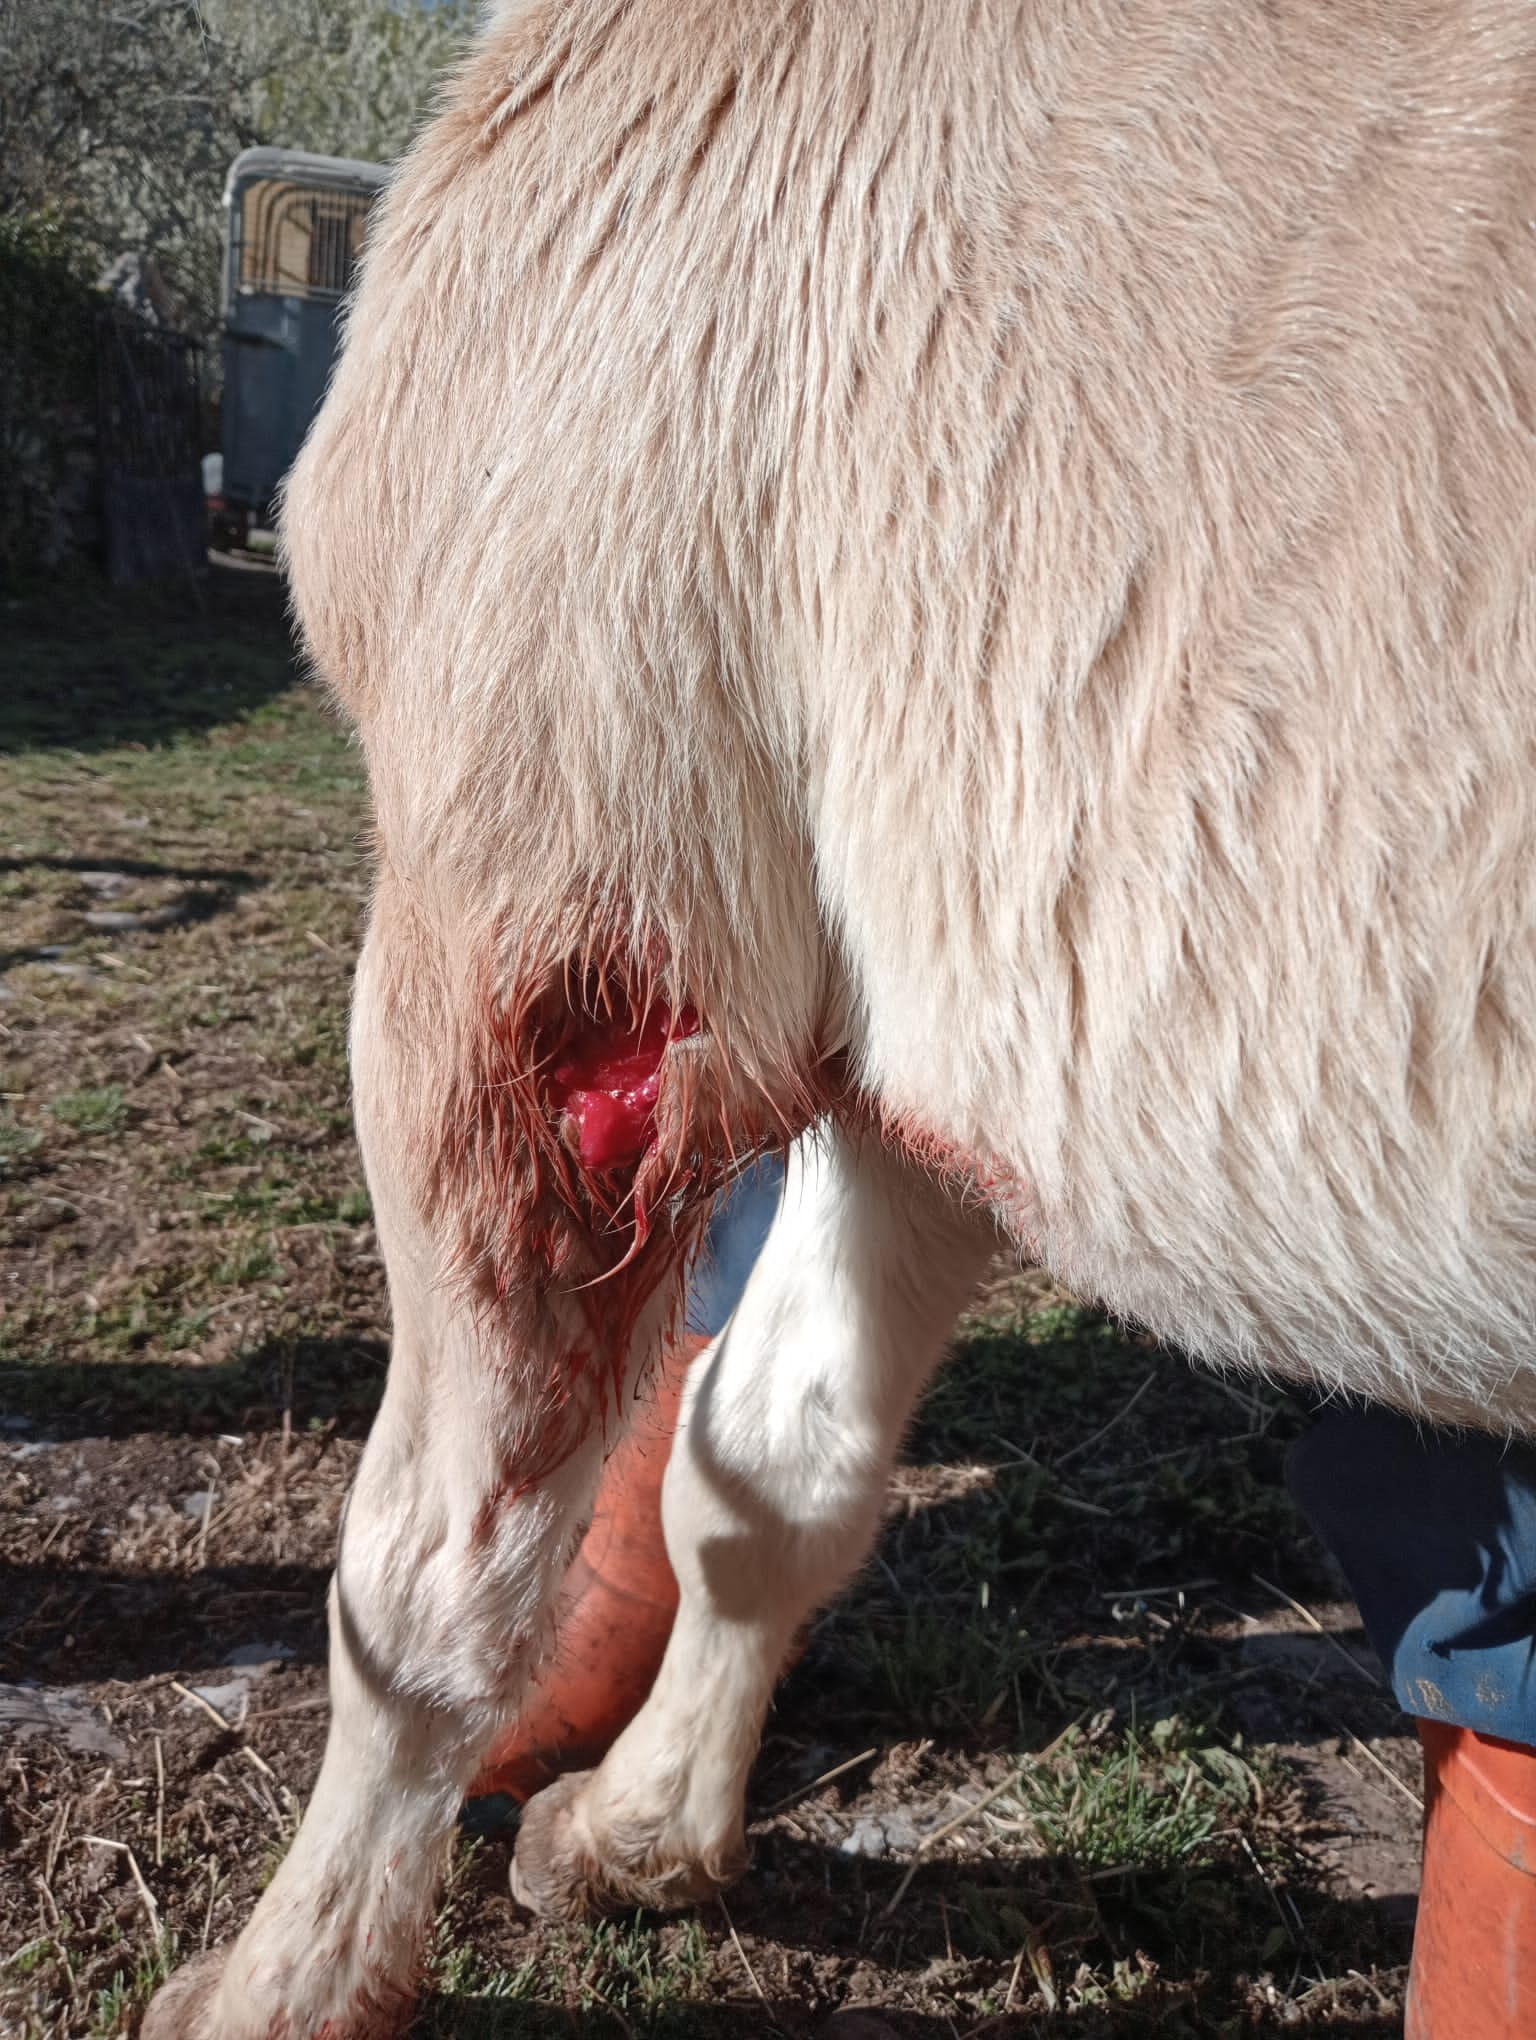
[0,558,300,754]
[0,1559,332,1679]
[411,1818,1414,2037]
[0,1334,388,1441]
[0,855,261,974]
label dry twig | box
[154,1734,166,1866]
[201,1856,222,1952]
[81,1836,162,1943]
[885,1711,1091,1915]
[1337,1725,1423,1812]
[1250,1573,1376,1685]
[1054,1369,1157,1470]
[718,1895,768,2003]
[170,1678,278,1779]
[765,1745,880,1817]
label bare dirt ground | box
[1,570,1418,2036]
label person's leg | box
[1288,1406,1536,1741]
[512,1128,994,1915]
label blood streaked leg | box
[144,900,717,2040]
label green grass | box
[1014,1714,1260,1873]
[0,568,380,1450]
[0,1112,44,1178]
[0,572,318,757]
[419,1842,714,2037]
[49,1086,128,1136]
[87,1936,177,2039]
[845,1593,1047,1732]
[418,1918,714,2038]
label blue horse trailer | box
[217,147,388,539]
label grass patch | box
[50,1086,127,1136]
[418,1919,714,2037]
[88,1937,177,2039]
[421,1842,714,2037]
[0,1112,43,1178]
[1015,1714,1260,1873]
[0,567,377,1435]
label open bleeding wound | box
[545,1003,700,1175]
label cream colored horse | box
[148,0,1536,2031]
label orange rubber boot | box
[1406,1718,1536,2039]
[466,1335,705,1804]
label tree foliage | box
[219,0,478,168]
[0,0,474,340]
[0,211,101,577]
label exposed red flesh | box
[546,1003,698,1172]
